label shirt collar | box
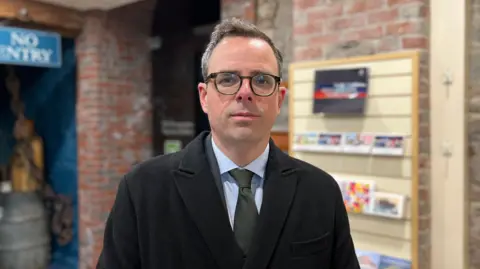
[211,137,269,178]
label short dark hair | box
[201,18,283,82]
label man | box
[97,18,360,269]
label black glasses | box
[206,72,281,97]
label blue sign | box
[0,26,62,68]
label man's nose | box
[235,78,253,102]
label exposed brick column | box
[76,9,153,269]
[291,1,431,268]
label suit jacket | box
[97,131,360,269]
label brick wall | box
[76,4,154,268]
[221,0,256,22]
[469,0,480,268]
[223,0,431,268]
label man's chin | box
[229,127,257,142]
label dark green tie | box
[229,168,257,254]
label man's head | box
[198,18,287,146]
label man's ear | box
[198,82,208,113]
[277,86,287,112]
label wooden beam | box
[0,0,84,36]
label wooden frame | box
[0,0,84,38]
[429,0,469,267]
[287,51,420,269]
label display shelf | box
[288,51,419,266]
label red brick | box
[243,0,256,22]
[294,47,323,61]
[419,187,429,201]
[343,26,384,41]
[328,15,366,32]
[344,0,365,14]
[344,0,386,14]
[344,0,367,14]
[366,0,386,9]
[307,4,343,21]
[419,216,430,231]
[294,22,323,36]
[309,34,341,46]
[402,36,428,49]
[294,0,319,10]
[377,37,399,52]
[419,154,430,169]
[367,8,398,24]
[387,0,422,6]
[386,21,422,35]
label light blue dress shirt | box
[211,138,270,229]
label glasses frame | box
[205,72,282,97]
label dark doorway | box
[151,0,219,154]
[194,53,210,135]
[190,0,220,27]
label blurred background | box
[0,0,474,269]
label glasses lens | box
[215,73,241,94]
[252,74,276,96]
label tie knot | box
[229,169,253,188]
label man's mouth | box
[231,112,259,118]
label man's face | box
[198,37,286,144]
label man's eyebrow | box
[217,70,273,75]
[217,70,240,74]
[249,70,270,75]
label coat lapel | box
[244,142,298,269]
[173,132,244,269]
[204,134,227,210]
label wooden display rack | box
[288,51,420,269]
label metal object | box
[18,8,29,19]
[442,141,453,157]
[442,70,453,98]
[0,191,51,269]
[442,70,453,86]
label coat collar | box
[173,131,298,269]
[177,131,296,175]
